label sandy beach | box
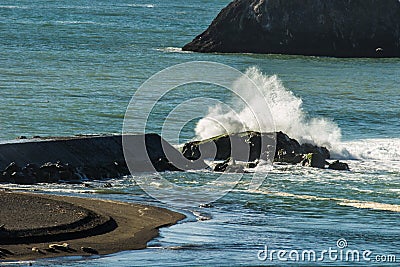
[0,191,185,261]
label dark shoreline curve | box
[0,191,186,261]
[0,192,117,245]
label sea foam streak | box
[250,189,400,213]
[343,138,400,171]
[195,67,344,153]
[344,138,400,161]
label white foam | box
[55,20,97,25]
[0,5,28,9]
[195,67,343,153]
[344,138,400,161]
[124,4,155,8]
[252,189,400,213]
[156,47,193,53]
[340,138,400,172]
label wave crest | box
[195,67,343,153]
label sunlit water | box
[1,0,399,266]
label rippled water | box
[1,0,399,266]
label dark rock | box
[4,162,21,174]
[300,143,330,160]
[23,163,39,171]
[19,164,39,184]
[0,173,7,182]
[81,246,98,255]
[213,161,229,172]
[275,150,303,164]
[124,133,205,172]
[113,161,129,175]
[328,160,350,171]
[274,132,330,164]
[103,182,112,188]
[59,170,73,181]
[183,0,400,58]
[182,131,330,168]
[182,131,276,162]
[182,142,202,160]
[37,162,62,183]
[276,131,301,156]
[301,153,327,169]
[11,171,36,185]
[199,203,214,208]
[1,161,82,184]
[152,157,182,172]
[0,134,195,184]
[246,161,258,168]
[213,157,235,172]
[1,162,23,182]
[291,154,304,164]
[99,162,119,179]
[82,166,101,180]
[36,162,81,183]
[213,157,246,173]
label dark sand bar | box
[0,191,185,261]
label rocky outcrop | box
[182,131,330,163]
[0,162,83,184]
[182,131,349,170]
[301,153,328,169]
[328,160,350,171]
[182,131,276,162]
[275,132,330,164]
[183,0,400,58]
[0,134,199,184]
[0,132,349,184]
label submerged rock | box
[213,159,230,172]
[301,153,327,169]
[328,160,350,171]
[225,164,246,173]
[183,0,400,58]
[213,157,247,173]
[246,161,259,168]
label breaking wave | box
[195,67,344,154]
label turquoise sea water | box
[1,0,399,266]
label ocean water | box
[1,0,399,266]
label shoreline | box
[0,191,185,261]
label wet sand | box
[0,191,185,261]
